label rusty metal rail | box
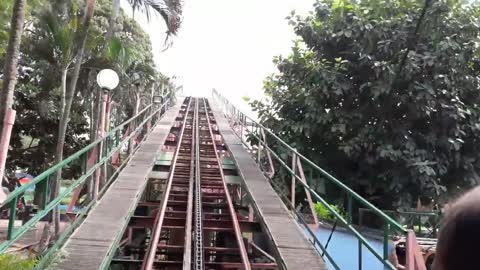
[31,97,285,270]
[142,98,194,270]
[197,98,251,269]
[194,100,205,269]
[109,97,279,270]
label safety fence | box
[0,94,173,269]
[212,89,427,270]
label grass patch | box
[0,254,37,270]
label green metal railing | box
[0,94,172,266]
[359,208,441,238]
[212,89,409,270]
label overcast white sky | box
[122,0,315,108]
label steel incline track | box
[194,99,205,269]
[142,98,195,270]
[49,96,315,270]
[141,97,253,270]
[198,98,251,270]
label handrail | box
[1,100,159,207]
[214,90,405,233]
[0,93,172,255]
[268,166,342,270]
[359,207,441,238]
[212,89,406,270]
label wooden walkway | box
[48,103,181,270]
[211,103,327,270]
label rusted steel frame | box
[250,241,276,263]
[128,215,260,231]
[201,98,252,270]
[141,98,193,270]
[114,260,276,269]
[296,157,319,225]
[205,262,277,269]
[183,98,195,270]
[194,99,205,270]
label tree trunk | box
[105,0,121,41]
[0,0,27,134]
[52,0,98,237]
[60,68,68,114]
[53,0,69,21]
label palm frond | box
[127,0,183,36]
[106,37,140,75]
[39,9,78,66]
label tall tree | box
[106,0,121,40]
[106,0,183,47]
[52,0,97,236]
[3,0,167,178]
[0,0,27,138]
[127,0,182,35]
[252,0,480,209]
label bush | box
[315,202,346,222]
[0,254,37,270]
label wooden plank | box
[211,102,327,270]
[48,103,182,270]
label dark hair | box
[434,187,480,270]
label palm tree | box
[52,0,97,236]
[108,0,183,40]
[51,0,183,236]
[0,0,27,203]
[0,0,27,147]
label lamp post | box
[153,94,164,121]
[94,69,119,200]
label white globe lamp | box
[97,69,119,92]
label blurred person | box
[433,186,480,270]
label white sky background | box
[121,0,315,111]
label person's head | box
[434,186,480,270]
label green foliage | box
[0,254,37,270]
[0,0,12,56]
[0,0,44,57]
[0,0,180,177]
[315,202,346,221]
[127,0,182,35]
[253,0,480,208]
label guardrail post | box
[261,129,275,178]
[94,139,103,201]
[406,230,427,270]
[44,181,49,209]
[240,114,244,144]
[347,194,353,224]
[256,124,261,164]
[7,196,18,240]
[34,176,49,210]
[291,152,297,209]
[128,124,134,155]
[358,239,362,270]
[417,214,421,234]
[383,223,390,261]
[296,157,319,225]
